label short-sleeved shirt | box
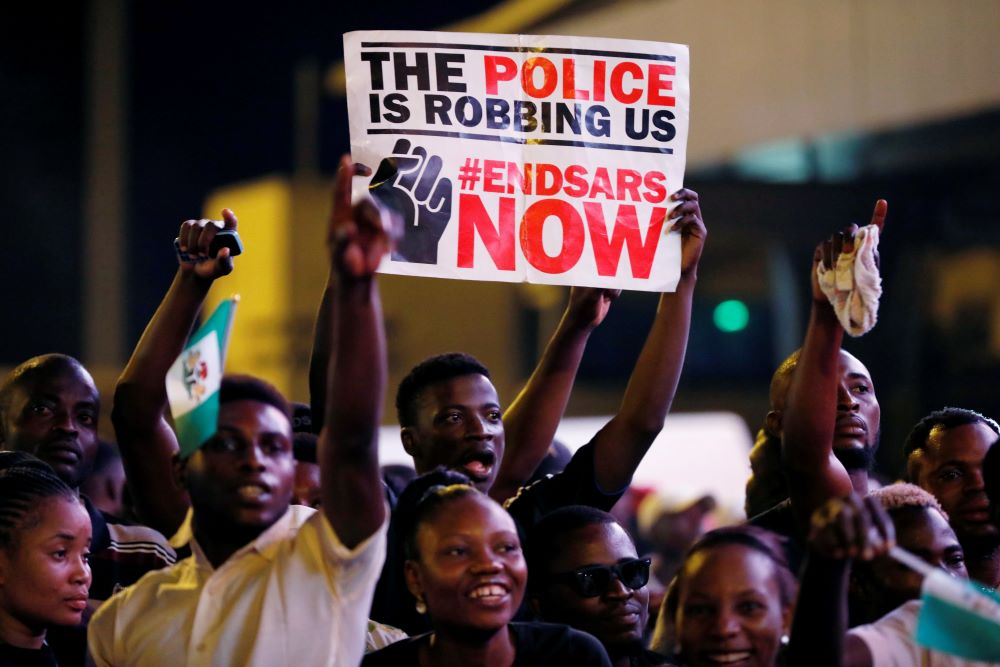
[361,621,613,666]
[849,600,1000,667]
[88,505,387,667]
[503,440,624,531]
[369,440,623,634]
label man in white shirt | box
[88,156,392,666]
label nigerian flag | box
[892,546,1000,661]
[916,568,1000,661]
[166,297,238,457]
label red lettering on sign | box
[519,199,585,274]
[584,203,667,279]
[458,194,517,270]
[562,59,589,100]
[610,62,643,104]
[521,57,559,98]
[484,55,518,95]
[647,64,676,106]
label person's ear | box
[400,427,420,459]
[404,559,424,599]
[765,410,783,438]
[781,600,794,637]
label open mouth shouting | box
[456,448,497,485]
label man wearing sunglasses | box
[528,506,674,667]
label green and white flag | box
[916,567,1000,661]
[166,297,238,457]
[891,546,1000,661]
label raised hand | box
[369,139,452,264]
[566,286,621,331]
[176,209,238,282]
[669,188,707,279]
[330,155,393,281]
[808,494,895,561]
[811,199,887,303]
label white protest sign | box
[344,31,690,291]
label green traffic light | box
[714,300,749,333]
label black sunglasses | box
[549,558,652,598]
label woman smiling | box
[363,470,611,666]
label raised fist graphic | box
[368,139,453,264]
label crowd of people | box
[0,153,998,667]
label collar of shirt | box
[188,505,316,573]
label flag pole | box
[889,546,936,578]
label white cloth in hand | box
[816,225,882,337]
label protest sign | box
[344,30,690,292]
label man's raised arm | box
[782,200,887,534]
[112,211,238,536]
[590,188,706,492]
[319,156,389,548]
[489,287,618,503]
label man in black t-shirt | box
[368,189,706,634]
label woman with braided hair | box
[0,451,91,666]
[364,468,612,666]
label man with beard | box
[904,407,1000,588]
[752,201,886,545]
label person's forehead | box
[24,497,91,540]
[550,522,636,570]
[420,374,500,410]
[928,421,995,462]
[218,399,292,436]
[895,507,954,545]
[685,544,777,593]
[424,493,515,539]
[15,367,99,405]
[837,351,872,383]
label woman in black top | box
[0,452,92,667]
[363,470,610,666]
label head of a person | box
[904,407,1000,546]
[396,353,504,492]
[528,506,650,660]
[744,429,787,519]
[400,469,526,638]
[175,375,295,537]
[984,439,1000,528]
[765,348,880,474]
[80,440,127,518]
[849,483,967,625]
[0,354,100,490]
[667,526,796,667]
[0,452,92,643]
